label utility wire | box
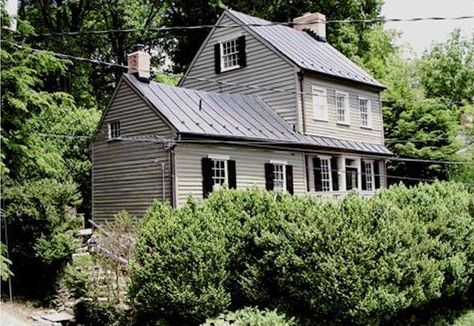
[11,43,472,107]
[12,15,474,38]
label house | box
[90,10,392,222]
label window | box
[336,92,349,124]
[273,163,286,191]
[359,98,371,128]
[108,121,120,139]
[320,157,332,191]
[312,86,328,121]
[220,38,240,71]
[212,159,227,191]
[364,161,374,191]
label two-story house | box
[90,9,392,222]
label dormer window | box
[108,121,121,139]
[214,36,246,74]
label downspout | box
[298,70,310,192]
[297,70,306,134]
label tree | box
[417,30,474,106]
[1,12,99,299]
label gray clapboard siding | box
[92,82,173,222]
[174,143,306,207]
[181,13,300,126]
[302,75,385,144]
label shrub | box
[129,182,474,325]
[2,178,81,300]
[202,307,295,326]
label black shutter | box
[361,160,367,190]
[374,161,381,189]
[202,158,213,198]
[313,157,322,191]
[265,163,274,191]
[214,43,221,74]
[227,160,236,189]
[331,157,339,191]
[286,165,294,195]
[237,35,247,68]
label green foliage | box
[202,307,295,326]
[417,30,474,105]
[2,179,82,299]
[130,184,474,325]
[0,243,13,281]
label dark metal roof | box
[227,10,385,89]
[125,74,391,156]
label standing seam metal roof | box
[226,9,385,89]
[125,74,392,155]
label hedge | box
[129,182,474,325]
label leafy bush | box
[2,178,81,300]
[202,307,295,326]
[129,182,474,325]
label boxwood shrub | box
[129,182,474,325]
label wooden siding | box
[301,75,385,144]
[181,13,300,127]
[92,82,173,222]
[174,143,306,206]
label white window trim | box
[317,155,333,192]
[359,97,372,129]
[272,163,287,191]
[312,86,328,121]
[108,121,121,140]
[335,92,350,125]
[363,159,375,191]
[220,36,241,72]
[210,157,228,191]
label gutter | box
[297,70,306,134]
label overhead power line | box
[11,43,471,107]
[12,15,474,38]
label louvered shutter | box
[227,160,236,189]
[202,158,214,198]
[374,161,381,189]
[265,163,274,191]
[237,35,247,68]
[286,165,294,194]
[214,43,221,74]
[361,160,367,190]
[331,157,339,191]
[313,157,322,191]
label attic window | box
[108,121,121,139]
[214,36,246,73]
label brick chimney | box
[293,12,326,40]
[127,47,151,81]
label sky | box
[382,0,474,57]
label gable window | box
[202,156,236,198]
[364,161,374,191]
[214,36,246,74]
[359,98,372,128]
[312,86,328,121]
[108,121,121,139]
[221,38,239,71]
[336,92,349,124]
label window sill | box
[313,118,329,122]
[220,65,241,73]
